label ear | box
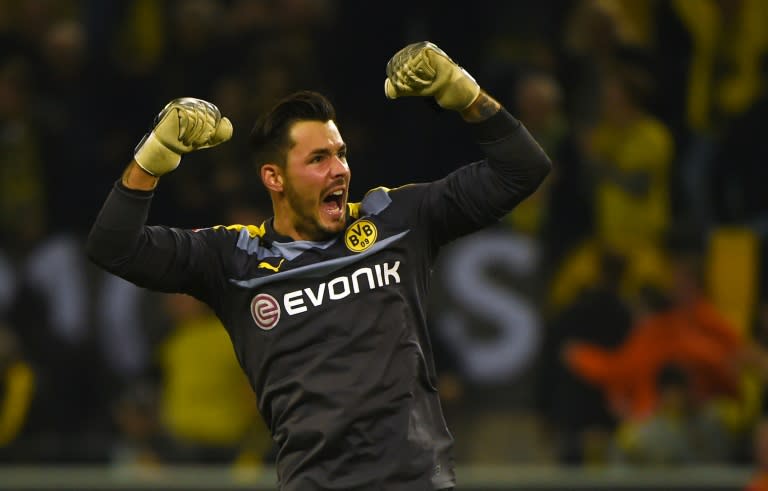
[261,163,284,193]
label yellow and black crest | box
[345,219,377,252]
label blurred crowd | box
[2,0,768,483]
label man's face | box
[281,120,350,240]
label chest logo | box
[345,219,377,252]
[258,258,285,273]
[251,293,280,330]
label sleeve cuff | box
[468,108,521,144]
[115,179,155,199]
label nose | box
[329,155,349,178]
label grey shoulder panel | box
[360,188,393,216]
[229,231,408,289]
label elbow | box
[534,153,553,187]
[85,226,131,273]
[85,227,100,263]
[520,152,553,197]
[85,228,110,270]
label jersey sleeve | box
[85,181,232,305]
[413,109,551,247]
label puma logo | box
[258,258,285,273]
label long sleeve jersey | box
[86,109,550,490]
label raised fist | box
[384,42,480,111]
[134,98,233,176]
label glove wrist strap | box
[436,68,481,111]
[134,132,181,177]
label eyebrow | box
[308,143,347,158]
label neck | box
[271,202,328,242]
[272,214,305,241]
[271,199,304,240]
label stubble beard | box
[284,182,342,240]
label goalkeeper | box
[87,42,551,490]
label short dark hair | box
[249,90,337,168]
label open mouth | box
[321,189,345,219]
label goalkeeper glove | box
[134,98,233,177]
[384,41,480,111]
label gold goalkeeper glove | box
[384,41,480,111]
[134,98,233,176]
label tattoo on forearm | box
[460,92,501,122]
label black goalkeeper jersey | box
[87,109,550,490]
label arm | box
[459,90,501,123]
[86,99,232,297]
[122,160,159,191]
[384,42,551,244]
